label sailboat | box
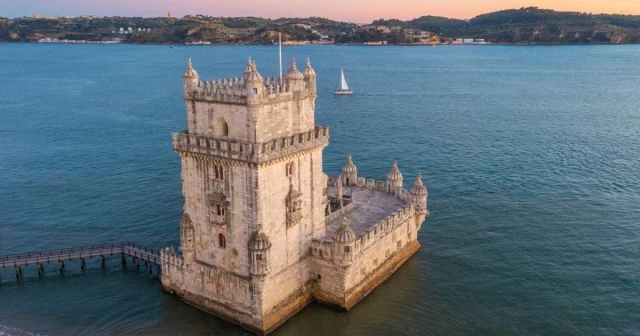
[334,68,353,95]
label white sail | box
[339,68,349,90]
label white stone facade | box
[161,58,428,335]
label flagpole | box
[279,32,283,81]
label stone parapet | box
[172,126,329,164]
[188,77,311,106]
[356,201,415,254]
[325,201,356,223]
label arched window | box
[219,166,224,179]
[218,233,226,249]
[213,118,229,137]
[222,121,229,136]
[286,162,295,176]
[346,177,350,185]
[217,205,222,216]
[214,166,219,179]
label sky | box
[3,0,640,22]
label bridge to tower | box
[0,242,163,281]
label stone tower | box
[161,58,329,334]
[162,57,429,335]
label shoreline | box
[2,41,640,47]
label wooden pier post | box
[15,265,22,280]
[121,252,127,268]
[59,260,65,274]
[101,256,106,268]
[37,263,44,277]
[80,258,86,270]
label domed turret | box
[333,217,356,267]
[250,229,272,251]
[303,57,317,96]
[285,58,305,80]
[342,154,357,186]
[183,59,199,94]
[333,217,356,243]
[244,58,263,83]
[410,173,427,196]
[285,58,305,91]
[303,57,316,78]
[386,161,403,193]
[410,173,429,228]
[249,225,272,276]
[179,214,195,264]
[183,58,199,79]
[244,58,263,101]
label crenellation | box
[162,57,428,335]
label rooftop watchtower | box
[182,58,317,144]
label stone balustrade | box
[172,126,329,164]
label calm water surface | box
[0,44,639,335]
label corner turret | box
[183,59,199,94]
[285,58,305,92]
[249,225,272,277]
[386,161,403,194]
[410,173,428,214]
[179,214,195,264]
[303,58,317,96]
[342,154,357,186]
[244,58,264,104]
[333,217,356,267]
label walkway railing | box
[0,242,162,281]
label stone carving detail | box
[207,190,229,226]
[286,182,303,228]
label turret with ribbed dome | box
[244,58,264,102]
[182,59,199,93]
[285,58,305,91]
[342,154,357,186]
[333,217,356,267]
[411,173,428,215]
[333,217,356,243]
[386,161,403,193]
[249,225,272,276]
[303,57,317,97]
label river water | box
[0,44,638,335]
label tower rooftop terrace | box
[325,186,407,241]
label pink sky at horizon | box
[6,0,640,22]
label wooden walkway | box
[0,242,162,280]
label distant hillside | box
[2,7,640,44]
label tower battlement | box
[184,57,317,106]
[172,126,329,164]
[181,58,318,144]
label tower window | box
[218,233,226,249]
[222,121,229,136]
[252,88,258,94]
[286,162,295,176]
[214,118,228,137]
[344,246,351,253]
[214,165,224,180]
[255,253,262,261]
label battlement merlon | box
[171,126,329,164]
[183,57,317,105]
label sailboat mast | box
[279,32,283,81]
